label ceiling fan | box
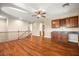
[32,8,46,18]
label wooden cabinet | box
[51,16,78,28]
[51,31,68,43]
[51,20,60,28]
[66,16,78,27]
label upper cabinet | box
[51,20,60,28]
[66,16,78,27]
[51,16,78,28]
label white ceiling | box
[0,3,79,23]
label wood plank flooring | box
[0,36,79,56]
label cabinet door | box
[60,19,66,27]
[52,20,60,28]
[57,32,68,43]
[70,16,78,27]
[66,16,78,27]
[61,32,68,43]
[57,32,62,41]
[66,18,70,27]
[51,32,57,40]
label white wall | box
[8,19,29,31]
[32,22,40,36]
[0,19,7,42]
[0,19,6,31]
[0,19,29,42]
[8,19,29,41]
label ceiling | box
[0,3,79,23]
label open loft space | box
[0,3,79,56]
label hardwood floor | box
[0,36,79,56]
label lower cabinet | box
[51,31,68,43]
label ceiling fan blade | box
[42,15,46,18]
[42,12,46,14]
[38,11,41,14]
